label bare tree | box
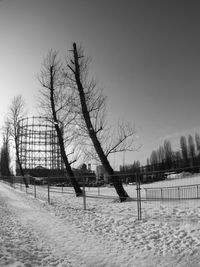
[195,133,200,154]
[38,50,82,196]
[0,119,11,176]
[195,133,200,165]
[150,150,158,166]
[7,95,29,187]
[188,134,195,165]
[157,145,165,163]
[163,140,173,169]
[180,136,188,167]
[65,43,137,202]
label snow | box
[2,177,200,266]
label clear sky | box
[1,0,200,169]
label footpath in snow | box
[1,182,200,266]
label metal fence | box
[0,175,142,219]
[1,169,200,221]
[145,184,200,200]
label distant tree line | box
[119,160,141,174]
[120,133,200,174]
[146,133,200,172]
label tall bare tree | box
[195,133,200,154]
[150,150,158,165]
[188,134,195,165]
[195,133,200,165]
[180,135,188,166]
[65,43,137,201]
[38,50,82,196]
[163,140,173,169]
[157,145,165,164]
[7,95,29,187]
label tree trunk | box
[72,43,129,202]
[49,66,82,196]
[54,123,83,196]
[15,143,29,188]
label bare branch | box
[105,123,138,157]
[69,159,77,165]
[67,64,75,74]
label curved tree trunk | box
[54,121,83,196]
[49,66,82,196]
[72,43,129,202]
[15,142,29,188]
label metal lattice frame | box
[18,116,63,171]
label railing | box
[145,184,200,200]
[3,171,200,221]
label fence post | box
[144,188,147,200]
[178,186,180,200]
[47,177,50,204]
[34,178,36,198]
[136,173,142,220]
[20,176,22,191]
[161,188,163,200]
[98,186,100,196]
[83,177,86,210]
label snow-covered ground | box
[2,177,200,266]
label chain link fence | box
[1,168,200,221]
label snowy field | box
[2,176,200,266]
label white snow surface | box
[1,180,200,266]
